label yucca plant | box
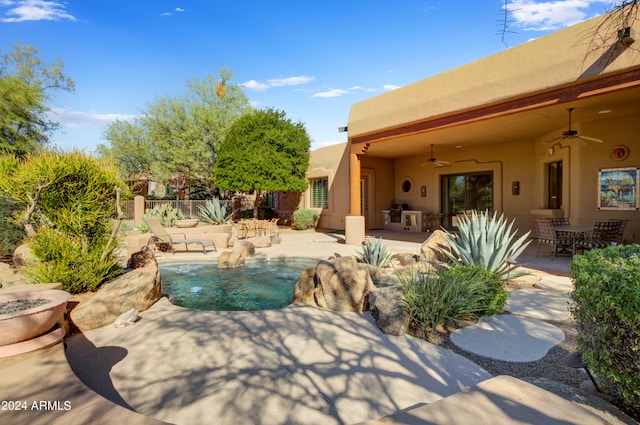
[357,237,393,267]
[199,198,233,225]
[440,210,530,280]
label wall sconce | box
[618,27,635,46]
[421,185,427,197]
[512,181,520,196]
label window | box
[266,192,277,209]
[441,172,493,228]
[310,177,328,209]
[548,161,562,209]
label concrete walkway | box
[65,301,492,425]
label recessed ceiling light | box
[598,109,612,114]
[455,145,463,148]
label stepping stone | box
[535,275,573,293]
[507,288,571,321]
[450,315,565,362]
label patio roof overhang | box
[348,10,640,158]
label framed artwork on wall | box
[598,167,640,210]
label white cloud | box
[161,7,186,17]
[242,75,315,91]
[51,108,137,128]
[348,85,376,92]
[383,84,401,91]
[241,79,270,91]
[1,0,76,22]
[268,75,314,87]
[506,0,610,31]
[311,88,349,98]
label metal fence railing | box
[121,196,254,220]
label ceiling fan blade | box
[419,159,434,167]
[578,135,604,143]
[434,159,451,167]
[543,136,563,145]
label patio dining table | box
[554,225,593,256]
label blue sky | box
[0,0,613,152]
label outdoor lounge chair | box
[144,217,216,254]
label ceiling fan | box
[419,144,451,167]
[543,108,603,145]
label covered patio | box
[306,9,640,245]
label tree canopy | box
[0,42,74,156]
[99,69,251,196]
[214,107,311,217]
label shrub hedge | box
[292,208,319,230]
[570,244,640,407]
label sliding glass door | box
[441,172,493,229]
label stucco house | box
[301,8,640,245]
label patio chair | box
[578,220,621,251]
[534,219,572,259]
[549,217,572,253]
[608,219,628,244]
[144,217,216,254]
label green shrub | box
[198,198,233,225]
[400,265,500,339]
[441,265,507,315]
[292,208,319,230]
[140,204,184,230]
[27,226,121,293]
[0,196,25,260]
[0,150,128,294]
[357,238,392,267]
[440,210,530,280]
[570,244,640,407]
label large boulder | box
[217,240,255,266]
[293,256,376,313]
[247,236,271,248]
[218,251,246,266]
[370,286,410,336]
[233,240,255,257]
[12,244,37,269]
[420,230,451,264]
[0,262,23,288]
[291,268,316,304]
[70,250,161,331]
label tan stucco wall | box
[303,143,350,229]
[348,12,640,139]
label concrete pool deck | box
[0,228,626,424]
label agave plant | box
[198,198,233,225]
[440,210,531,280]
[357,237,393,267]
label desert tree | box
[214,108,311,218]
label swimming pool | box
[160,258,318,311]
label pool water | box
[160,258,318,311]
